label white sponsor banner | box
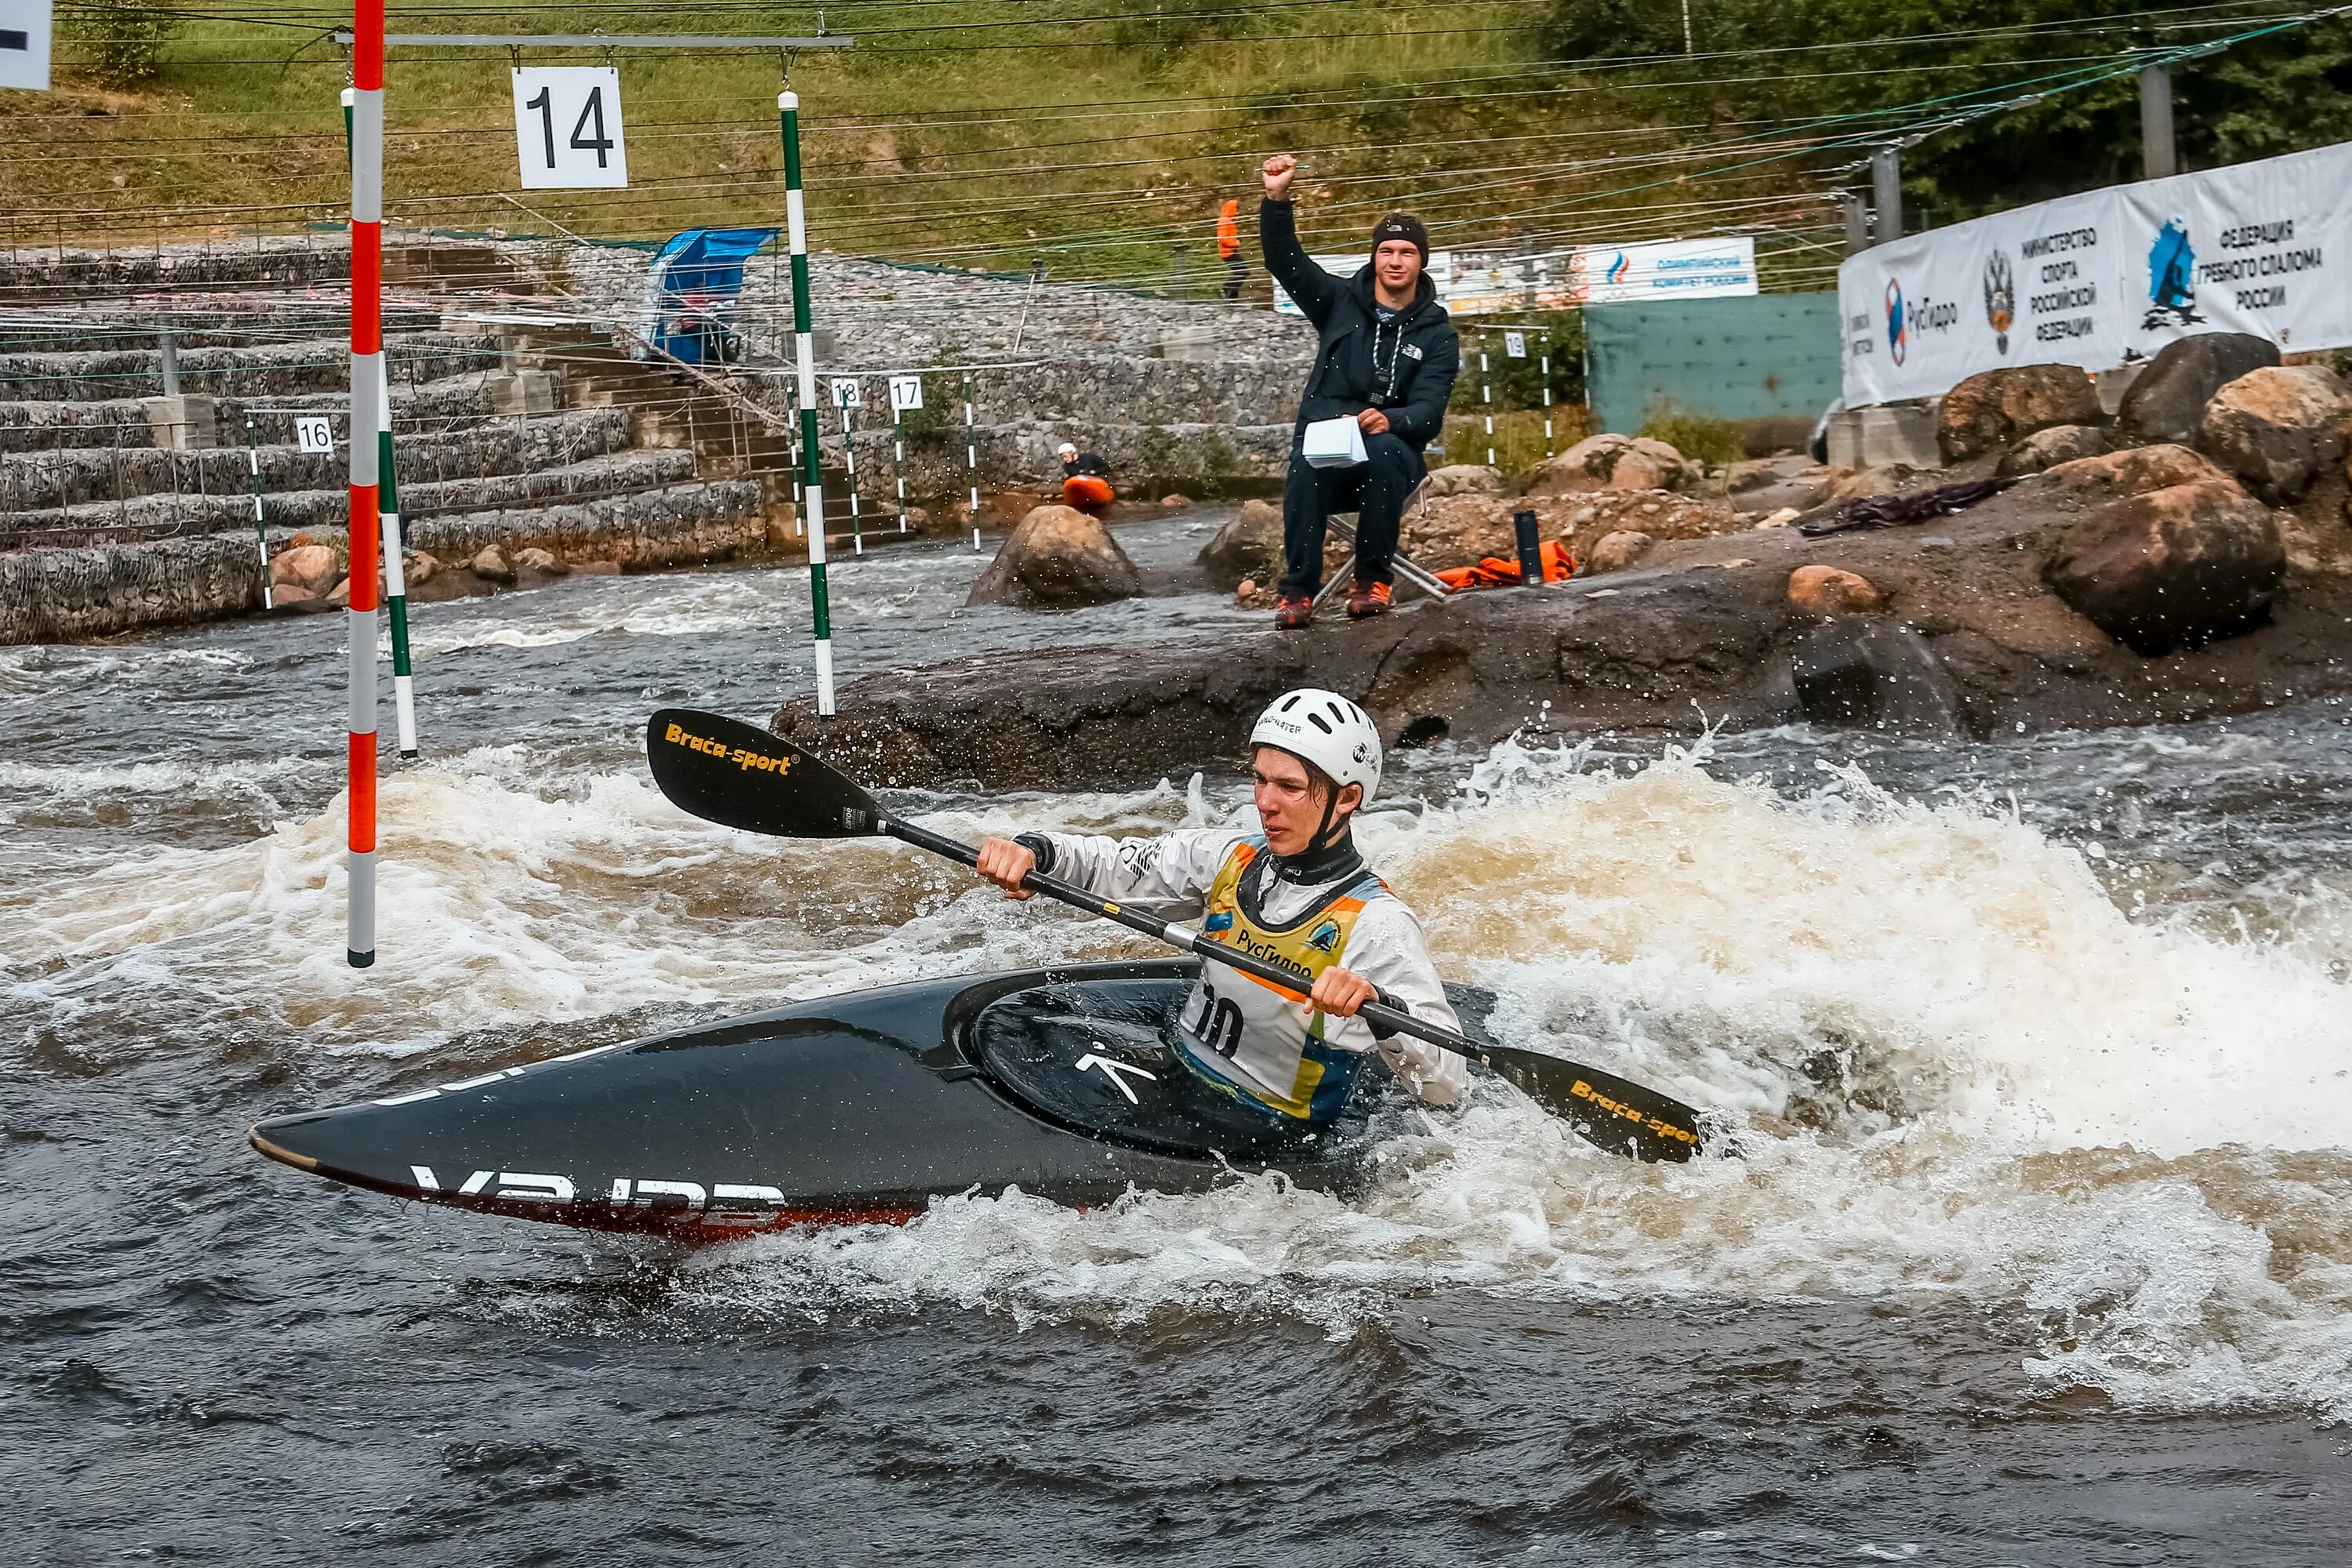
[1840,139,2352,405]
[1566,237,1759,304]
[1273,238,1756,318]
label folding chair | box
[1309,475,1450,612]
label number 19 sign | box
[511,67,629,190]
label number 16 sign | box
[511,67,629,190]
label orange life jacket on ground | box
[1434,538,1577,592]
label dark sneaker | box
[1346,580,1393,619]
[1273,594,1314,631]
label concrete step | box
[0,407,635,510]
[0,447,702,546]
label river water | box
[3,513,2348,1563]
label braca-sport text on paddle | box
[646,708,1708,1162]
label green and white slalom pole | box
[963,374,981,550]
[779,87,833,714]
[245,415,271,609]
[376,358,417,758]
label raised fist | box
[1261,153,1297,200]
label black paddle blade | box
[1483,1046,1706,1163]
[646,708,885,839]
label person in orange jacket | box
[1217,198,1245,300]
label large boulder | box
[2044,479,2285,654]
[1196,497,1283,590]
[469,544,516,584]
[270,543,337,593]
[2194,364,2352,504]
[1998,423,2110,477]
[1523,434,1691,495]
[2039,442,2229,500]
[1787,564,1885,615]
[2117,332,2281,445]
[1938,365,2102,462]
[969,503,1142,609]
[1579,530,1654,575]
[1421,463,1507,497]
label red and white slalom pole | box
[347,2,383,968]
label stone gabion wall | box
[0,480,768,644]
[0,238,350,304]
[0,534,263,644]
[0,332,504,404]
[405,480,765,568]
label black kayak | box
[250,959,1498,1238]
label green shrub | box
[1639,404,1744,467]
[60,0,179,87]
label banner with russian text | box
[1839,138,2352,405]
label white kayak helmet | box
[1250,688,1381,804]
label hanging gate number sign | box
[511,67,630,190]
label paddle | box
[645,707,1708,1163]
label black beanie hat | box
[1370,212,1428,263]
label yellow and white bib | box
[1174,837,1389,1123]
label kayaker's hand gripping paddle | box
[646,709,1707,1163]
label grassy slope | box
[0,2,1838,292]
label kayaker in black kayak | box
[975,688,1465,1126]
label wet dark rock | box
[1790,622,1962,733]
[774,470,2352,789]
[1195,498,1283,592]
[2044,479,2285,654]
[2117,332,2281,445]
[967,504,1142,610]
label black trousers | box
[1221,253,1246,299]
[1278,430,1424,598]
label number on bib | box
[1187,985,1244,1058]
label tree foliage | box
[1537,0,2352,220]
[58,0,180,88]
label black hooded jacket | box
[1258,198,1461,453]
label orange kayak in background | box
[1062,474,1116,512]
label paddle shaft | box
[881,815,1493,1068]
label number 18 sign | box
[511,67,629,190]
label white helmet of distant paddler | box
[1250,688,1381,804]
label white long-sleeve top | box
[1019,826,1467,1116]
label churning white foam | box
[10,731,2351,1418]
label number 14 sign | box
[511,67,629,189]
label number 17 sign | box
[511,67,629,190]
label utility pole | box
[1842,193,1869,256]
[2140,63,2178,180]
[1871,147,1904,245]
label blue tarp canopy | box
[637,227,778,365]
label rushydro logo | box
[1982,249,2016,354]
[2145,217,2205,329]
[1885,279,1909,365]
[1604,252,1632,287]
